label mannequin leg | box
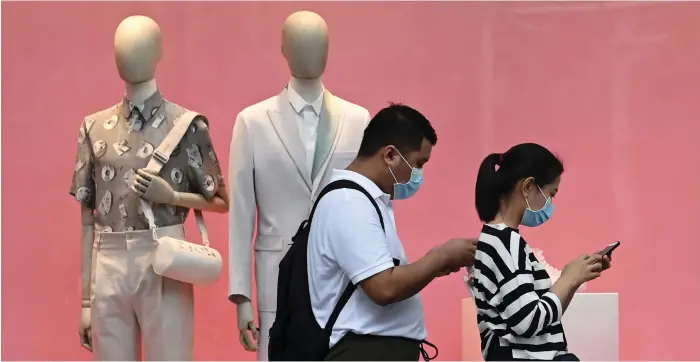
[132,225,195,361]
[91,233,140,361]
[258,311,276,361]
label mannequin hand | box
[236,301,259,352]
[79,306,93,352]
[132,169,175,205]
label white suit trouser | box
[91,224,194,361]
[258,311,275,361]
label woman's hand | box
[600,255,611,271]
[561,254,604,286]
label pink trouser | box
[91,224,194,361]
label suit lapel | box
[312,91,346,190]
[268,89,312,190]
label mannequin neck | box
[289,77,323,103]
[125,79,158,106]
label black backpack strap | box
[314,179,386,334]
[308,179,385,230]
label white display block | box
[462,293,619,361]
[461,297,483,361]
[561,293,619,361]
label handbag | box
[140,110,223,285]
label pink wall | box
[3,2,700,360]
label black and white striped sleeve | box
[474,231,563,338]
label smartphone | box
[600,241,621,258]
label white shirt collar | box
[128,102,145,112]
[331,169,392,206]
[287,84,324,115]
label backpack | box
[268,179,386,361]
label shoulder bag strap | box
[141,111,211,246]
[315,179,386,334]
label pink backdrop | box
[3,1,700,360]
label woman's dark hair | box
[475,143,564,222]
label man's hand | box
[436,266,461,277]
[435,238,478,271]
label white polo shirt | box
[307,169,427,347]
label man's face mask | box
[387,148,424,200]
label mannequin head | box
[114,15,162,84]
[281,11,329,79]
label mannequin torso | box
[227,11,372,360]
[75,92,222,232]
[70,15,227,359]
[287,77,324,176]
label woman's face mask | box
[520,185,555,227]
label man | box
[307,103,478,360]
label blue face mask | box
[388,150,424,200]
[520,186,555,227]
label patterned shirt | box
[69,91,224,232]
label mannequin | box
[70,15,227,360]
[227,11,371,360]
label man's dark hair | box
[357,103,438,158]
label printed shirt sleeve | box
[475,231,563,338]
[184,116,224,200]
[69,119,96,209]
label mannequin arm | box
[80,204,95,303]
[135,117,228,214]
[172,182,229,213]
[228,114,256,304]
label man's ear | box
[383,146,397,163]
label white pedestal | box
[462,293,619,361]
[461,297,483,361]
[561,293,619,361]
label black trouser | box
[325,332,437,361]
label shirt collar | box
[120,90,164,120]
[287,84,324,115]
[331,169,392,206]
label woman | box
[468,143,610,361]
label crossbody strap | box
[140,110,210,246]
[310,179,386,334]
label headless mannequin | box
[78,15,227,354]
[232,10,329,355]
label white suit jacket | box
[228,88,371,312]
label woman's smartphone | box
[599,241,621,257]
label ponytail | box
[474,143,564,223]
[474,153,503,222]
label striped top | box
[468,223,568,360]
